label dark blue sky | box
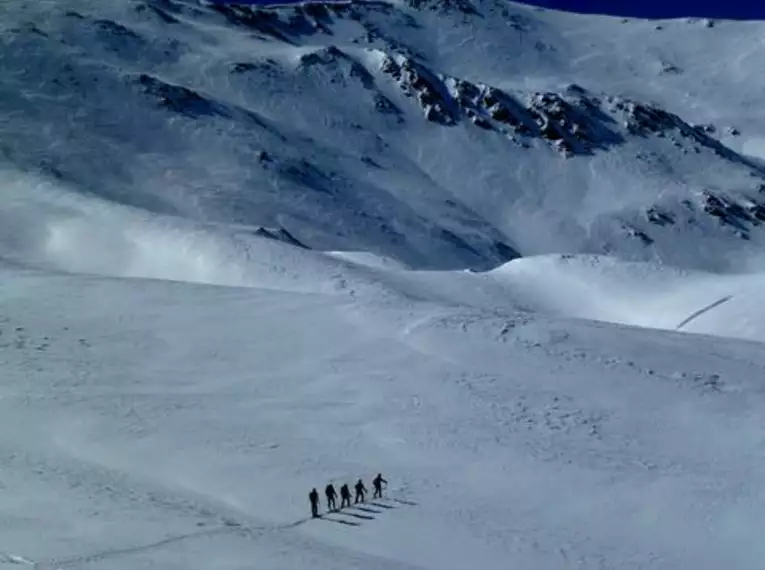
[210,0,765,20]
[519,0,765,20]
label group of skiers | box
[309,473,387,518]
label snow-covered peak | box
[3,0,765,275]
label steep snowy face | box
[2,0,765,273]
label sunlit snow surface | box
[3,261,765,569]
[3,0,765,568]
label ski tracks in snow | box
[675,295,734,331]
[25,496,416,569]
[36,525,249,569]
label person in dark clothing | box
[354,479,367,503]
[309,487,320,518]
[325,483,338,511]
[339,483,351,508]
[372,473,388,499]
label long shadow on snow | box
[318,516,361,526]
[333,510,374,520]
[349,505,381,514]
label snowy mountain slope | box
[7,165,765,343]
[3,265,765,570]
[5,1,765,568]
[485,254,765,341]
[4,0,765,271]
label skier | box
[339,483,351,508]
[325,483,338,511]
[309,487,320,518]
[354,478,367,504]
[372,473,388,499]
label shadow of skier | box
[318,516,361,526]
[338,511,374,520]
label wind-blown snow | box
[3,266,765,570]
[3,0,765,568]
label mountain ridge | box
[3,0,765,274]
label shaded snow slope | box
[4,0,765,271]
[3,266,765,570]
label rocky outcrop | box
[604,98,765,173]
[251,226,309,249]
[476,85,535,136]
[623,224,654,246]
[133,73,277,135]
[615,100,678,136]
[699,190,765,237]
[524,89,624,156]
[135,73,220,118]
[642,191,765,241]
[298,45,377,91]
[378,54,625,156]
[402,0,478,15]
[210,2,346,41]
[381,54,457,125]
[644,206,676,226]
